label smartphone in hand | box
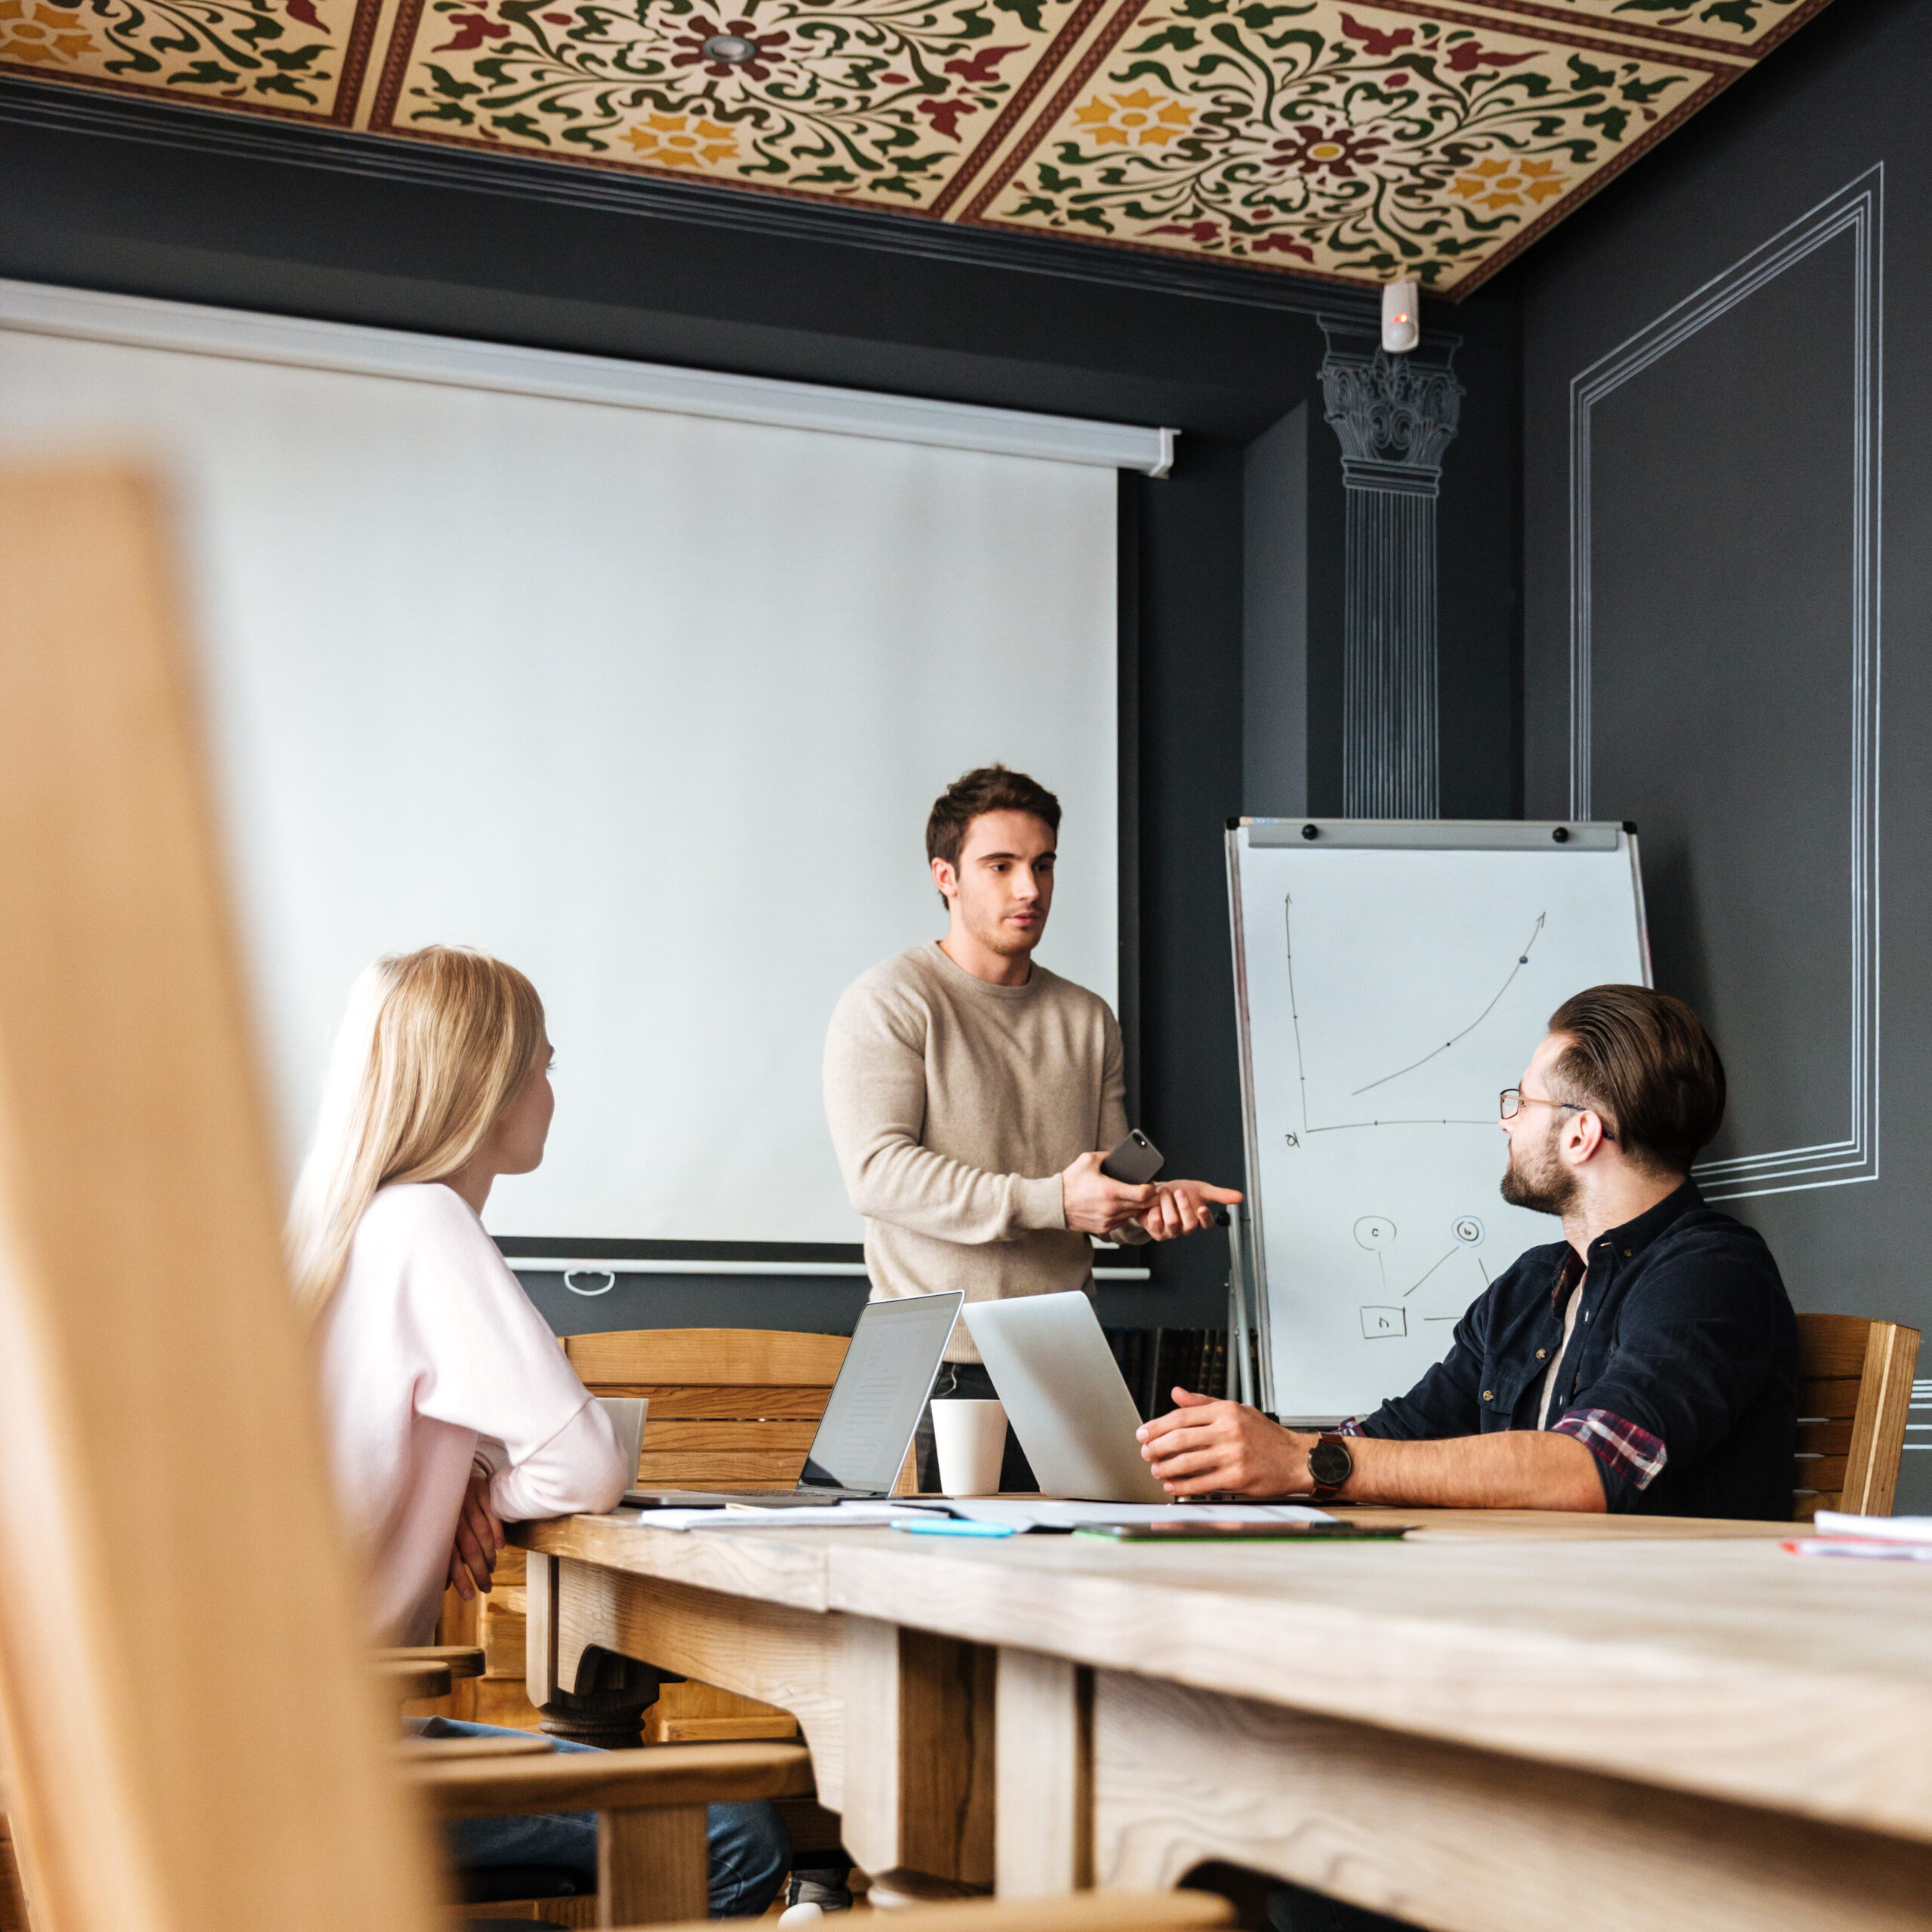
[1100,1129,1164,1185]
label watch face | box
[1309,1438,1352,1488]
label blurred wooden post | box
[0,466,442,1932]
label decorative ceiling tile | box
[5,0,1833,294]
[0,0,381,119]
[368,0,1099,211]
[960,1,1730,291]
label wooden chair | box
[1793,1312,1921,1520]
[439,1328,915,1747]
[0,465,872,1932]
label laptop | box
[626,1289,963,1509]
[962,1292,1168,1503]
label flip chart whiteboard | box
[1227,820,1650,1421]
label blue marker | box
[892,1518,1019,1538]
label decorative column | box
[1318,318,1463,819]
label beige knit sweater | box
[823,943,1143,1363]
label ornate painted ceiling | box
[0,0,1829,295]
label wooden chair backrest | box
[565,1327,916,1494]
[0,466,441,1932]
[1793,1312,1921,1521]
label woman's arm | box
[384,1186,631,1518]
[490,1401,629,1521]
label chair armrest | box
[396,1733,555,1761]
[405,1741,814,1820]
[375,1657,453,1702]
[616,1890,1236,1932]
[377,1644,488,1681]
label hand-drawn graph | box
[1352,915,1546,1097]
[1283,895,1534,1137]
[1229,825,1649,1419]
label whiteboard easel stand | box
[1224,825,1278,1419]
[1224,1202,1268,1411]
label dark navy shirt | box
[1351,1182,1798,1520]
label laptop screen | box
[801,1292,961,1493]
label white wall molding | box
[1567,166,1883,1201]
[0,275,1176,475]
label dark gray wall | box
[1515,0,1929,1502]
[1243,404,1309,821]
[0,92,1518,1340]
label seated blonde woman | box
[288,945,790,1916]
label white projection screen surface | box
[0,318,1118,1250]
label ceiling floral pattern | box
[0,0,378,119]
[0,0,1832,292]
[964,3,1721,281]
[371,0,1096,208]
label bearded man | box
[1136,984,1798,1518]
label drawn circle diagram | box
[1354,1216,1397,1251]
[1452,1216,1485,1247]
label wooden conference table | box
[514,1506,1932,1932]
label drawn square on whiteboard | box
[1359,1306,1406,1340]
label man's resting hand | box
[1137,1389,1307,1494]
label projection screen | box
[0,287,1134,1254]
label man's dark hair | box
[1545,985,1726,1177]
[925,766,1062,895]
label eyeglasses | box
[1500,1088,1617,1142]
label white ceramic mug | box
[596,1396,648,1489]
[931,1398,1008,1496]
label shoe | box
[785,1874,854,1912]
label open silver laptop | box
[626,1290,962,1509]
[962,1292,1168,1503]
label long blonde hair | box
[288,946,547,1315]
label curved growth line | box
[1351,912,1547,1098]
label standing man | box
[824,764,1239,1491]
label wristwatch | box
[1306,1431,1354,1500]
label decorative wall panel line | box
[1567,164,1881,1198]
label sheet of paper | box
[940,1500,1337,1531]
[1812,1510,1932,1545]
[1785,1537,1932,1561]
[628,1503,943,1531]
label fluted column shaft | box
[1318,324,1463,820]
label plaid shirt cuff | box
[1334,1417,1365,1437]
[1554,1408,1668,1491]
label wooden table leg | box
[995,1648,1091,1899]
[598,1803,709,1927]
[527,1553,660,1747]
[537,1561,996,1896]
[1091,1669,1932,1932]
[547,1558,851,1804]
[841,1618,995,1891]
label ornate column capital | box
[1318,318,1463,490]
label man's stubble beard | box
[965,901,1045,961]
[1500,1118,1580,1217]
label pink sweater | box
[319,1183,629,1644]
